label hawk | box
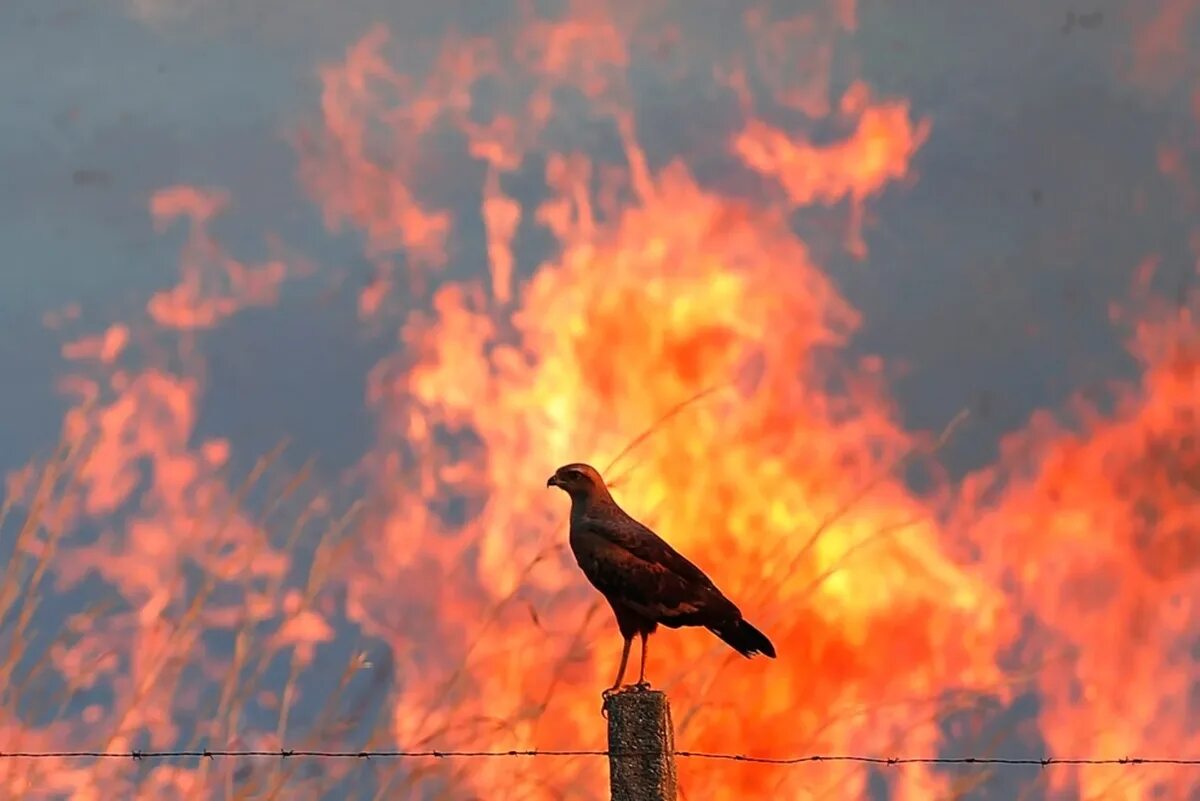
[547,462,775,696]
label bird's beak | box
[547,475,560,488]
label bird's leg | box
[603,636,633,697]
[601,636,634,717]
[633,631,651,690]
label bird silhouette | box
[547,462,775,698]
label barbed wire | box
[0,749,1194,767]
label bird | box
[546,462,775,699]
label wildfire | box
[5,2,1199,800]
[956,262,1200,800]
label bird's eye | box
[563,469,583,481]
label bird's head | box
[546,463,611,503]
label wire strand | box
[0,749,1193,767]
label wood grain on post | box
[604,689,678,801]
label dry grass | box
[0,425,388,799]
[0,396,1047,801]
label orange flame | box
[734,82,930,257]
[303,7,1007,797]
[955,260,1200,800]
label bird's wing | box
[576,533,712,622]
[582,513,718,589]
[574,515,735,623]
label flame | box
[348,163,1009,798]
[1,180,323,799]
[954,261,1200,800]
[147,187,291,330]
[734,82,930,258]
[305,6,1006,798]
[6,2,1200,799]
[1128,0,1200,93]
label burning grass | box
[0,406,1007,801]
[4,276,1200,801]
[0,433,380,799]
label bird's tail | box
[710,618,777,659]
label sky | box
[3,0,1193,476]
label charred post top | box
[604,689,678,801]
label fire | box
[1128,0,1200,93]
[734,82,930,257]
[353,164,1009,798]
[955,263,1200,800]
[5,2,1199,800]
[307,6,1005,798]
[147,187,292,330]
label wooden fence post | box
[604,689,678,801]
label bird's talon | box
[632,681,651,691]
[600,687,620,718]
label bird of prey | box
[547,462,776,696]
